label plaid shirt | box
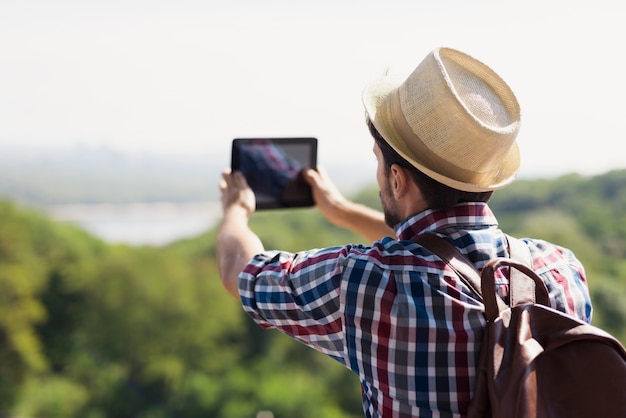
[239,202,592,417]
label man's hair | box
[367,119,493,210]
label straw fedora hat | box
[362,47,521,192]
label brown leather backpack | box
[416,234,626,418]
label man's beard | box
[380,187,402,229]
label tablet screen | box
[231,137,317,210]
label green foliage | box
[250,208,367,251]
[1,169,626,416]
[12,375,89,417]
[0,201,98,408]
[491,170,626,257]
[0,200,362,417]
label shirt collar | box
[394,202,499,241]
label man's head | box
[362,47,521,193]
[369,119,493,218]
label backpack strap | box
[506,234,550,308]
[414,233,550,314]
[413,233,507,313]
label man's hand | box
[302,167,351,228]
[219,169,256,219]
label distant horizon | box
[6,166,625,247]
[1,138,622,185]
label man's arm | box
[217,167,393,298]
[216,170,264,299]
[303,168,394,242]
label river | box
[44,201,222,246]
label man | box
[217,47,592,417]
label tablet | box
[231,137,318,210]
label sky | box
[1,0,624,189]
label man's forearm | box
[216,210,265,299]
[333,200,395,242]
[302,169,394,242]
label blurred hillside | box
[1,169,625,417]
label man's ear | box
[389,164,409,199]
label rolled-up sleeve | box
[238,246,354,362]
